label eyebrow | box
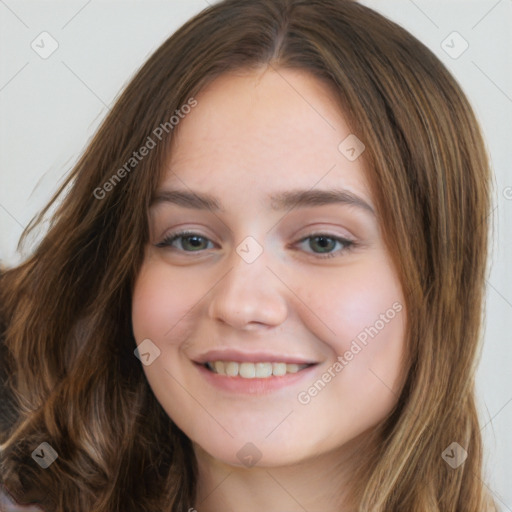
[150,188,375,216]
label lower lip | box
[194,363,319,394]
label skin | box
[131,67,407,511]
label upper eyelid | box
[157,230,355,248]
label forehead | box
[161,68,371,208]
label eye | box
[155,230,215,252]
[155,230,356,259]
[294,233,356,259]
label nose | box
[207,244,288,331]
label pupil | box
[315,236,333,252]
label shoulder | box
[0,487,44,512]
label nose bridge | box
[207,236,288,328]
[224,234,270,288]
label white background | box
[0,1,511,509]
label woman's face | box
[131,68,407,467]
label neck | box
[192,431,375,512]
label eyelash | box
[155,230,357,259]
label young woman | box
[0,0,498,510]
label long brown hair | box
[0,0,496,510]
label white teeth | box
[256,362,273,378]
[205,361,310,378]
[286,363,300,373]
[239,362,256,378]
[225,361,239,376]
[272,362,287,376]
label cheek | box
[131,260,198,342]
[303,257,404,347]
[297,254,406,395]
[290,260,406,446]
[131,260,205,426]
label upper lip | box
[193,349,319,365]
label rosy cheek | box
[132,260,215,349]
[132,264,181,341]
[307,265,403,356]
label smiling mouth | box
[203,361,315,378]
